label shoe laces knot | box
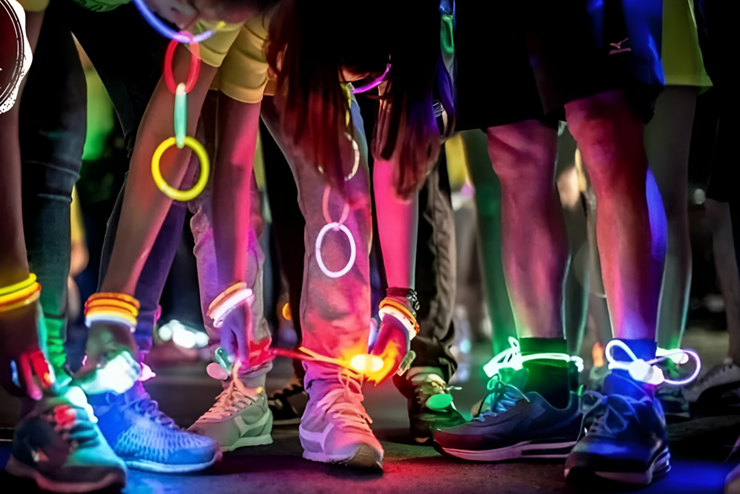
[202,379,259,420]
[315,370,373,432]
[475,375,528,421]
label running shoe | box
[189,377,273,451]
[433,368,581,461]
[394,367,465,444]
[267,374,307,426]
[565,372,670,485]
[656,384,690,421]
[682,358,740,407]
[6,386,127,492]
[299,371,383,470]
[88,381,220,473]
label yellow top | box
[15,0,50,11]
[662,0,712,88]
[196,6,276,104]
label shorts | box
[455,0,665,131]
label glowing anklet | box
[606,340,700,386]
[0,273,41,313]
[206,282,254,328]
[483,337,584,378]
[84,292,140,332]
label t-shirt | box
[17,0,127,11]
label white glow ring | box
[345,137,360,181]
[207,288,254,328]
[315,222,356,278]
[85,313,136,333]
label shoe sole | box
[222,434,273,452]
[125,450,222,473]
[303,443,383,471]
[436,439,576,462]
[564,447,671,485]
[272,417,301,426]
[5,456,126,493]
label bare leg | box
[566,90,664,341]
[645,86,698,349]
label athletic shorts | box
[455,0,665,131]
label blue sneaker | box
[565,372,670,485]
[433,369,581,461]
[6,386,127,492]
[88,382,221,473]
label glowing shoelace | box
[314,371,373,432]
[474,375,529,421]
[605,340,701,386]
[483,337,584,378]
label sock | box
[519,337,571,408]
[609,338,657,390]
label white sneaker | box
[299,372,383,469]
[189,378,273,452]
[682,358,740,404]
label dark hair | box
[266,0,452,198]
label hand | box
[367,313,411,384]
[220,302,253,368]
[0,301,53,400]
[72,321,140,395]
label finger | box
[19,353,42,400]
[29,350,53,388]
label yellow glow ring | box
[87,292,140,310]
[0,273,37,296]
[0,282,40,306]
[151,136,210,202]
[0,289,40,313]
[85,299,139,317]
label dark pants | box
[19,0,174,361]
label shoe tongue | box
[602,372,651,400]
[505,367,529,391]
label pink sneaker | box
[299,370,383,470]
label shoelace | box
[605,340,701,386]
[201,380,258,420]
[578,390,640,440]
[474,375,529,421]
[483,337,584,378]
[314,371,373,432]
[127,393,178,430]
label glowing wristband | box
[85,312,137,331]
[606,340,701,386]
[87,292,140,310]
[0,289,40,313]
[0,273,36,296]
[164,36,200,94]
[174,84,187,148]
[86,306,139,323]
[315,222,357,279]
[0,281,40,306]
[379,299,420,337]
[207,283,254,328]
[132,0,215,43]
[84,299,139,318]
[151,136,210,202]
[482,337,584,378]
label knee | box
[486,121,557,190]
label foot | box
[189,377,273,451]
[268,374,307,426]
[6,386,127,492]
[88,381,220,473]
[565,372,669,485]
[433,368,581,461]
[299,371,383,470]
[394,367,465,444]
[682,358,740,411]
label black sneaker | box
[394,367,466,443]
[433,368,581,461]
[565,372,670,485]
[268,375,307,425]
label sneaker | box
[682,358,740,406]
[88,381,221,473]
[394,367,465,444]
[268,374,307,426]
[299,371,383,469]
[656,385,690,421]
[587,365,610,391]
[189,378,273,451]
[565,372,670,485]
[6,386,127,492]
[726,461,740,494]
[433,368,581,461]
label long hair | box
[266,0,453,198]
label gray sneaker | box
[189,378,273,452]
